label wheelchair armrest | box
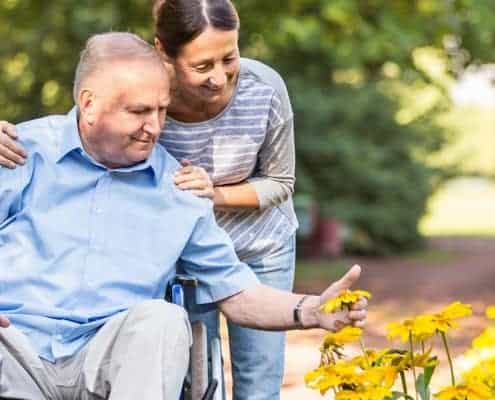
[165,274,198,306]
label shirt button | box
[56,334,63,340]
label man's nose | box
[144,111,162,136]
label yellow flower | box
[322,326,363,350]
[387,315,437,343]
[463,357,495,390]
[362,365,397,388]
[320,289,372,314]
[381,349,438,372]
[349,349,389,369]
[432,302,472,333]
[331,362,362,386]
[472,326,495,349]
[486,305,495,320]
[435,383,492,400]
[336,386,393,400]
[304,366,340,395]
[387,302,472,343]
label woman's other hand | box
[0,121,26,168]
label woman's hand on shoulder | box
[0,121,27,168]
[174,159,214,200]
[0,315,10,328]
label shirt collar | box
[55,106,164,186]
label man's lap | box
[0,300,191,400]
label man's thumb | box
[330,264,361,294]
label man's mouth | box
[131,134,155,144]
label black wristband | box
[293,295,309,329]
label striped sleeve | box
[247,92,295,210]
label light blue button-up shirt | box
[0,108,259,362]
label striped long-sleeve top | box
[159,58,298,262]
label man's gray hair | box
[73,32,163,103]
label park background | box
[1,0,495,398]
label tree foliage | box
[1,0,494,253]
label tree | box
[1,0,494,253]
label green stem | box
[400,370,408,397]
[440,331,456,386]
[409,331,418,400]
[359,338,369,368]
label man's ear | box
[78,88,96,126]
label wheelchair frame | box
[168,275,225,400]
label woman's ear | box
[154,37,176,82]
[154,37,170,62]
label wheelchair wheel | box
[190,321,208,399]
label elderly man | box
[0,32,367,399]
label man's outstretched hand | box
[0,315,10,328]
[301,265,368,331]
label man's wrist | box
[299,295,320,329]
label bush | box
[292,81,447,254]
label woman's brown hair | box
[153,0,239,58]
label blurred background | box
[2,1,495,397]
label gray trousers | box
[0,300,192,400]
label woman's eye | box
[195,65,210,73]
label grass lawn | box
[419,177,495,236]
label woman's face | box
[163,27,240,107]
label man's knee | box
[127,300,192,346]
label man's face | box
[81,59,170,169]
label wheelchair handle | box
[174,274,198,288]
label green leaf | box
[386,392,415,400]
[423,361,437,387]
[415,373,431,400]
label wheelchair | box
[167,275,225,400]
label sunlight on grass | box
[420,177,495,236]
[433,106,495,176]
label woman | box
[0,1,297,399]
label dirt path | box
[224,237,495,399]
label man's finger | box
[349,309,367,321]
[352,320,366,328]
[326,264,361,296]
[351,298,368,310]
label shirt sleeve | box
[179,204,260,304]
[247,91,296,210]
